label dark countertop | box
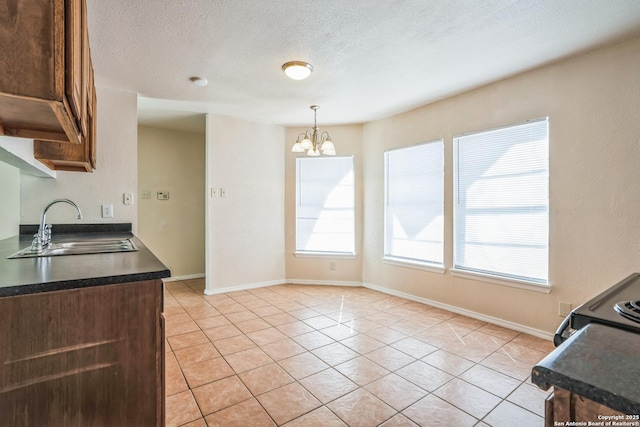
[0,224,170,297]
[531,323,640,415]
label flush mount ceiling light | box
[291,105,336,156]
[282,61,313,80]
[190,76,208,87]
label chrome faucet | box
[30,199,83,254]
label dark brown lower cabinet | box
[545,387,624,427]
[0,280,165,426]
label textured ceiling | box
[86,0,640,130]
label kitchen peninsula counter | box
[0,223,170,297]
[0,223,168,426]
[532,323,640,417]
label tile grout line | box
[165,280,547,427]
[173,286,537,425]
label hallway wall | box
[138,126,206,278]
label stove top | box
[555,273,640,346]
[614,300,640,323]
[571,273,640,333]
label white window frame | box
[295,156,355,257]
[383,139,445,273]
[451,117,550,292]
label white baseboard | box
[204,279,362,295]
[363,282,554,342]
[163,273,205,283]
[285,279,362,287]
[194,275,553,341]
[204,279,286,295]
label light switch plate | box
[123,193,133,205]
[101,204,113,218]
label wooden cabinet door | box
[64,0,86,133]
[0,0,97,152]
[551,387,624,423]
[0,0,63,100]
[33,0,96,171]
[85,21,96,169]
[88,74,97,169]
[0,280,164,427]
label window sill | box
[383,257,445,274]
[450,268,551,294]
[294,252,357,259]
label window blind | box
[454,119,549,284]
[384,140,444,265]
[296,156,355,254]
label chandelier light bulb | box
[321,140,336,155]
[291,142,305,153]
[300,137,313,150]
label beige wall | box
[362,35,640,334]
[8,34,638,338]
[206,115,285,293]
[138,126,205,278]
[0,161,20,239]
[20,86,138,229]
[284,125,364,284]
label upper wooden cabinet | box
[66,0,85,132]
[0,0,96,172]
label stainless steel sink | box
[7,238,138,259]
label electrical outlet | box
[157,191,169,200]
[559,302,572,317]
[141,190,151,200]
[101,204,113,218]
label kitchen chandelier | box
[291,105,336,156]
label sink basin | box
[7,238,138,259]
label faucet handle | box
[43,224,52,246]
[29,234,40,252]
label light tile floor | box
[164,279,553,427]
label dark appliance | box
[554,273,640,346]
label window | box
[296,156,355,255]
[384,140,444,267]
[453,118,549,284]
